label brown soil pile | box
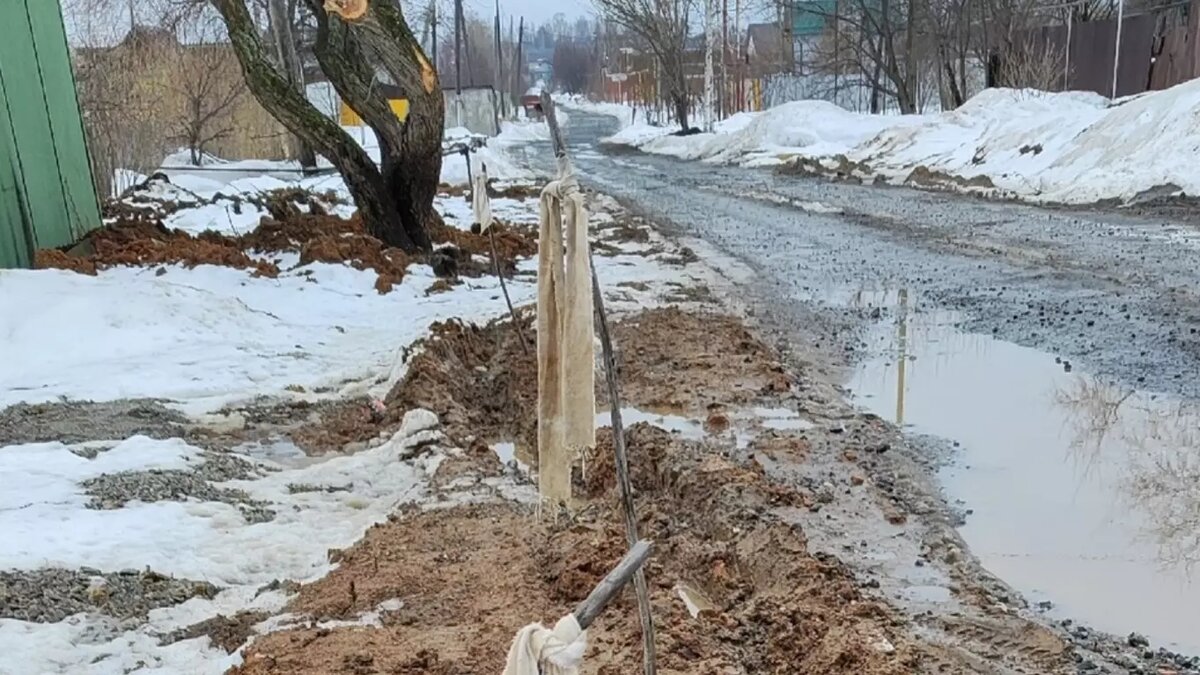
[385,308,791,452]
[385,314,538,449]
[287,399,382,455]
[231,305,1072,675]
[231,430,925,675]
[607,307,793,413]
[238,212,364,253]
[35,220,279,278]
[426,211,537,273]
[40,191,536,292]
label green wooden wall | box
[0,0,101,268]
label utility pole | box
[514,17,525,100]
[429,0,439,70]
[458,0,475,87]
[1112,0,1125,97]
[703,0,717,130]
[833,0,840,101]
[494,0,505,116]
[734,0,742,113]
[454,0,463,93]
[128,0,135,31]
[268,0,315,167]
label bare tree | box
[209,0,441,251]
[170,43,247,164]
[594,0,695,130]
[552,39,596,93]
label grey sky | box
[458,0,592,28]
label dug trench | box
[226,302,1092,674]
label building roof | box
[119,24,178,49]
[745,22,783,60]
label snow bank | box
[0,428,441,675]
[602,80,1200,204]
[556,95,640,130]
[846,89,1110,197]
[0,261,533,416]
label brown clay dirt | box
[385,314,539,450]
[383,307,791,452]
[231,433,929,675]
[35,190,541,293]
[229,304,1074,675]
[605,307,793,413]
[36,220,279,278]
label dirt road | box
[528,110,1200,666]
[534,112,1200,399]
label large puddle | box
[843,289,1200,654]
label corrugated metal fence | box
[0,0,100,268]
[1006,0,1200,98]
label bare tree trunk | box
[335,1,444,252]
[212,0,423,251]
[305,1,432,250]
[703,0,717,130]
[268,0,317,167]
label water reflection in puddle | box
[844,288,1200,654]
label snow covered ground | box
[0,121,715,674]
[587,79,1200,205]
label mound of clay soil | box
[238,212,365,254]
[40,190,536,294]
[386,314,538,449]
[386,308,791,453]
[36,219,279,278]
[607,307,793,412]
[426,211,537,274]
[231,428,926,675]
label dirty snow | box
[596,79,1200,204]
[0,425,443,675]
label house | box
[745,22,791,75]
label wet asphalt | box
[518,110,1200,400]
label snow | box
[0,262,534,416]
[0,429,442,675]
[598,79,1200,204]
[556,95,640,130]
[440,143,533,186]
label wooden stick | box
[541,90,658,675]
[573,539,654,629]
[488,226,529,354]
[589,248,657,675]
[479,161,528,354]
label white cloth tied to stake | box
[536,172,595,507]
[472,164,493,233]
[502,614,587,675]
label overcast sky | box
[480,0,592,25]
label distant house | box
[73,24,294,191]
[745,23,790,75]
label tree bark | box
[211,0,420,251]
[332,1,444,252]
[303,0,432,250]
[672,94,690,130]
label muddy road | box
[519,110,1200,660]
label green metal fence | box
[0,0,100,269]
